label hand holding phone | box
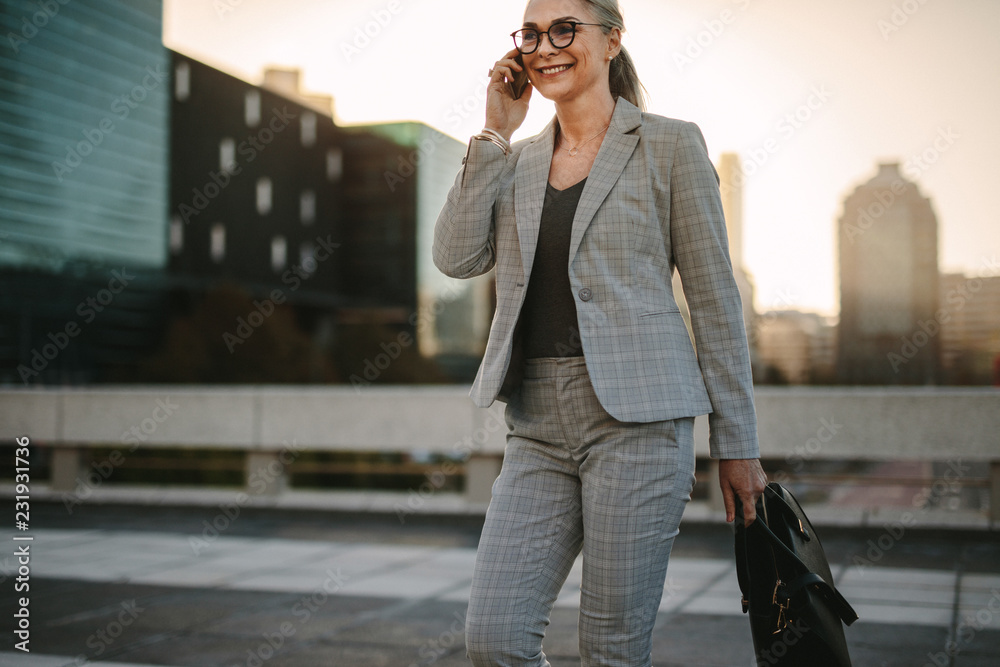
[485,49,532,141]
[508,53,530,100]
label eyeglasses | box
[510,21,604,55]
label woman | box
[433,0,767,664]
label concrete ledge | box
[3,385,996,460]
[748,387,1000,461]
[0,385,509,454]
[2,385,997,510]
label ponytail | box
[579,0,648,111]
[609,45,646,112]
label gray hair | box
[578,0,648,111]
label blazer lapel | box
[514,118,557,282]
[568,99,642,263]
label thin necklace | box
[558,123,610,157]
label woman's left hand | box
[718,458,768,526]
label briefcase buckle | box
[772,579,791,634]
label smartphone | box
[509,53,530,100]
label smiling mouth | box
[538,64,572,75]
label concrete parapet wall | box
[0,385,507,454]
[1,385,997,460]
[700,387,1000,461]
[2,385,997,515]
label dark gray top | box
[519,178,587,359]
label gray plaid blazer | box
[433,98,758,459]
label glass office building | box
[0,0,170,384]
[1,0,490,386]
[348,122,491,366]
[0,0,169,269]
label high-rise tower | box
[836,163,940,384]
[718,153,745,270]
[717,153,757,365]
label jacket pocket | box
[639,307,681,318]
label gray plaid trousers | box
[466,357,696,666]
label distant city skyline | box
[837,162,941,384]
[163,0,1000,316]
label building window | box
[175,62,190,101]
[300,190,316,225]
[256,178,272,215]
[219,138,235,172]
[299,241,317,275]
[169,216,183,254]
[326,148,343,182]
[301,112,317,147]
[271,236,287,272]
[245,90,261,127]
[210,224,225,263]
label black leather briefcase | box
[735,483,859,666]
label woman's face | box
[520,0,617,106]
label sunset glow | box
[164,0,1000,316]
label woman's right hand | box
[484,48,532,142]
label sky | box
[163,0,999,317]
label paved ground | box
[1,498,999,667]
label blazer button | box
[578,288,592,302]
